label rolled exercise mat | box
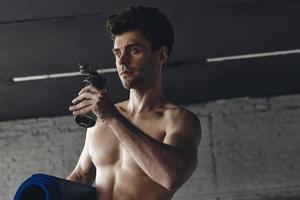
[14,173,97,200]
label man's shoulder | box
[163,104,200,132]
[164,104,199,122]
[163,104,201,147]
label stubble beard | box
[121,75,146,90]
[120,57,158,90]
[121,67,157,90]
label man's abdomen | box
[94,164,173,200]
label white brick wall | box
[1,94,300,200]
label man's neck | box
[127,84,168,114]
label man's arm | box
[108,109,201,191]
[67,128,96,185]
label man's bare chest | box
[88,118,166,167]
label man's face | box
[112,30,160,89]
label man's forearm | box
[67,169,95,185]
[67,171,79,182]
[107,113,190,190]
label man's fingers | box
[78,85,103,95]
[72,92,99,104]
[71,104,94,116]
[69,99,94,112]
[70,85,106,115]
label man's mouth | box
[120,71,134,76]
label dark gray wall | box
[0,0,300,120]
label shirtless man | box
[68,6,201,200]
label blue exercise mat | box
[14,173,97,200]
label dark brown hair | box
[106,6,175,55]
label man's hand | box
[69,84,118,123]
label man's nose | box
[118,52,129,65]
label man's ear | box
[157,46,169,65]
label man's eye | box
[129,48,139,54]
[113,51,121,57]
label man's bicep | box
[163,111,201,173]
[163,110,201,148]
